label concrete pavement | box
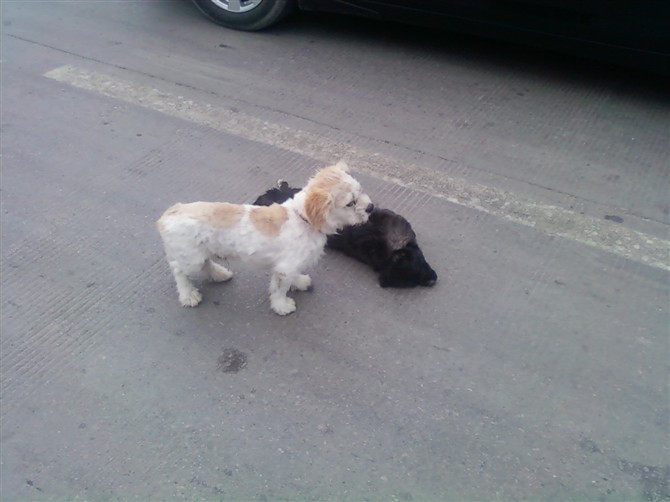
[1,1,668,500]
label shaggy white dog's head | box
[301,161,373,234]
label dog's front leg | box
[269,270,297,316]
[169,260,203,307]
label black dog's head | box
[252,182,438,289]
[367,208,437,288]
[378,243,438,288]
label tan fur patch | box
[308,164,347,193]
[304,188,331,230]
[250,204,289,237]
[157,202,244,230]
[208,203,245,228]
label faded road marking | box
[44,65,669,270]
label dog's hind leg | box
[290,274,312,291]
[169,260,203,307]
[205,258,234,282]
[269,270,296,315]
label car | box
[189,0,669,74]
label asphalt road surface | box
[2,1,669,501]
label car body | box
[191,0,670,73]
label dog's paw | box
[179,289,202,307]
[291,274,312,292]
[271,297,296,316]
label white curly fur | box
[157,162,372,315]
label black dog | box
[252,180,301,207]
[253,181,437,288]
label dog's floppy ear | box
[305,187,332,230]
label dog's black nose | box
[365,203,374,214]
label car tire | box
[190,0,295,31]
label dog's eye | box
[346,200,356,207]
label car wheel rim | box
[210,0,263,13]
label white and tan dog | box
[157,161,373,315]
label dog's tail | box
[156,203,183,232]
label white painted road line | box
[44,65,669,270]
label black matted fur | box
[252,181,301,207]
[253,181,437,288]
